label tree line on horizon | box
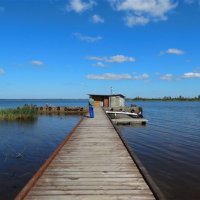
[127,95,200,101]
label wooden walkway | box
[16,108,156,200]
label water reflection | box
[0,115,81,200]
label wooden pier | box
[16,108,158,200]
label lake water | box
[121,101,200,200]
[0,100,200,200]
[0,99,88,108]
[0,100,83,199]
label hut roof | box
[88,94,125,98]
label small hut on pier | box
[88,94,125,107]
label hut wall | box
[110,96,125,107]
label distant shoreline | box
[0,98,200,102]
[0,99,88,101]
[127,98,200,102]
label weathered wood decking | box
[16,108,156,200]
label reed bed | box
[0,107,38,121]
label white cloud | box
[124,15,149,27]
[93,62,107,67]
[0,68,5,75]
[159,72,200,80]
[110,0,178,26]
[88,54,136,63]
[86,73,149,80]
[87,73,132,80]
[111,0,177,17]
[31,60,44,66]
[166,48,185,55]
[160,74,173,80]
[91,14,105,23]
[182,72,200,78]
[73,32,102,42]
[66,0,96,13]
[161,48,185,55]
[133,73,149,80]
[109,55,135,63]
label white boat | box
[105,110,147,125]
[105,110,138,117]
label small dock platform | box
[16,108,157,200]
[112,118,148,125]
[105,109,148,125]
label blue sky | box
[0,0,200,99]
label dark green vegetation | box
[0,106,87,121]
[127,95,200,101]
[0,107,37,121]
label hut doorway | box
[103,98,109,107]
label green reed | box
[0,107,38,121]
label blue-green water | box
[0,99,88,108]
[120,101,200,200]
[0,100,83,199]
[0,100,200,200]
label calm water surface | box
[1,100,200,200]
[0,100,83,199]
[0,99,87,108]
[120,101,200,200]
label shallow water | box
[0,114,81,200]
[120,101,200,200]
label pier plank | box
[16,107,156,200]
[25,195,155,200]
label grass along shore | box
[0,107,37,121]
